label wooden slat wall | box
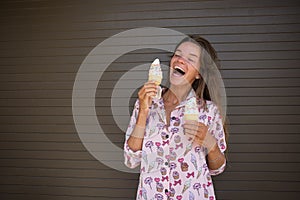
[1,0,300,199]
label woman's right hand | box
[138,81,158,112]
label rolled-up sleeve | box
[124,100,143,169]
[208,103,227,176]
[209,159,226,176]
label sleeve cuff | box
[124,143,142,169]
[126,144,143,158]
[209,159,226,176]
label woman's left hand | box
[183,120,216,150]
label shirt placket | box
[165,109,181,199]
[160,125,170,199]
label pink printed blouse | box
[124,90,227,200]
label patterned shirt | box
[124,90,227,200]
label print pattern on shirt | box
[124,91,227,200]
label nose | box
[177,56,186,64]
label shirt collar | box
[175,89,197,108]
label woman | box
[124,35,228,200]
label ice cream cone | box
[148,58,163,99]
[184,114,198,121]
[184,97,198,121]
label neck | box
[165,85,192,104]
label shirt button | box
[165,189,168,193]
[166,134,169,139]
[165,162,168,166]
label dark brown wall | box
[0,0,300,199]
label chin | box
[170,77,191,88]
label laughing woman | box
[124,35,228,200]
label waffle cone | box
[184,114,198,121]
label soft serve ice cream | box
[148,58,163,99]
[184,97,199,121]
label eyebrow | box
[175,49,199,58]
[189,53,199,58]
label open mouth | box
[174,66,186,76]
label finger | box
[183,124,197,132]
[186,132,203,145]
[185,120,207,127]
[197,124,208,137]
[185,127,208,142]
[194,137,204,145]
[184,122,208,131]
[139,85,155,94]
[184,128,197,136]
[142,82,158,92]
[145,91,157,99]
[184,120,198,126]
[145,87,158,94]
[138,86,157,109]
[185,132,196,141]
[138,86,157,99]
[183,123,201,131]
[184,121,206,131]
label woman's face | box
[169,41,201,87]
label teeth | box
[174,66,185,72]
[174,66,185,75]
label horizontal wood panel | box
[2,96,298,106]
[0,0,299,13]
[1,133,299,144]
[1,49,295,62]
[216,191,299,200]
[1,59,300,75]
[0,190,299,200]
[0,96,299,107]
[1,59,300,74]
[0,176,298,192]
[1,176,137,188]
[0,124,299,134]
[2,36,300,57]
[228,124,300,134]
[2,11,298,33]
[215,180,300,191]
[0,115,299,125]
[0,167,298,182]
[2,41,300,58]
[0,167,136,180]
[0,185,136,198]
[227,97,300,106]
[0,87,300,98]
[0,158,108,170]
[2,14,300,32]
[1,158,299,172]
[0,193,128,200]
[1,46,300,62]
[2,3,300,22]
[1,68,299,82]
[0,104,300,115]
[0,19,300,41]
[1,33,300,52]
[0,150,299,164]
[76,7,300,22]
[0,142,299,153]
[0,88,299,102]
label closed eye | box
[188,58,196,63]
[174,53,181,58]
